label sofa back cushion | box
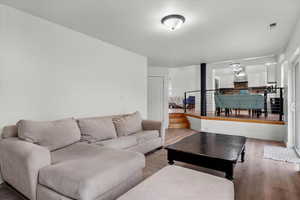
[113,111,143,136]
[2,125,18,138]
[78,117,117,141]
[17,118,81,151]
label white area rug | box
[264,146,300,164]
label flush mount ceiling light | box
[230,63,242,72]
[161,14,185,31]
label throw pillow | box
[17,118,81,151]
[78,117,117,142]
[113,111,143,136]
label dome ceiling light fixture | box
[230,63,242,72]
[230,63,248,82]
[161,14,186,31]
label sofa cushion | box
[17,118,81,151]
[133,130,160,144]
[113,112,143,137]
[51,142,105,164]
[95,136,138,149]
[1,125,18,138]
[40,143,145,200]
[78,117,117,142]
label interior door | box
[148,76,164,122]
[295,63,300,151]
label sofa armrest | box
[142,120,165,145]
[0,138,51,200]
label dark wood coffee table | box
[165,132,246,180]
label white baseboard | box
[188,118,286,142]
[293,147,300,172]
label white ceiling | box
[1,0,300,67]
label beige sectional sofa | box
[0,112,164,200]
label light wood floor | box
[1,129,299,200]
[145,129,300,200]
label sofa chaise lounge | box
[0,112,164,200]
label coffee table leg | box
[241,147,245,163]
[225,164,234,180]
[167,150,175,165]
[168,159,174,165]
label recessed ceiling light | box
[161,14,185,31]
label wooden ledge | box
[184,113,285,125]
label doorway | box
[148,76,165,123]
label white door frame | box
[147,75,168,128]
[294,61,300,156]
[287,48,300,150]
[292,59,300,155]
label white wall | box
[0,5,147,130]
[280,16,300,147]
[169,65,200,97]
[148,66,169,127]
[285,18,300,60]
[188,117,286,142]
[246,65,268,87]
